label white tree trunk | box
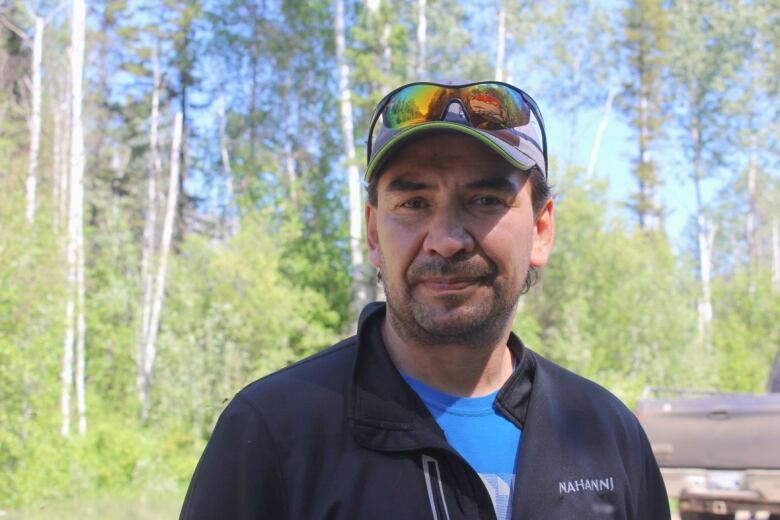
[25,16,44,225]
[416,0,427,77]
[51,78,66,230]
[62,0,87,437]
[140,112,183,420]
[586,87,616,179]
[71,0,87,436]
[138,48,162,409]
[495,0,506,81]
[746,138,758,268]
[696,213,715,346]
[335,0,368,319]
[692,124,714,350]
[746,34,760,269]
[216,90,239,236]
[75,216,87,435]
[61,269,75,437]
[58,77,71,231]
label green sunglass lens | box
[382,85,449,128]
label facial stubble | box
[380,253,526,350]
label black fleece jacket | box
[180,302,670,519]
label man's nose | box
[422,206,475,258]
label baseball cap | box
[365,81,548,182]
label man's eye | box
[473,196,504,206]
[400,199,427,209]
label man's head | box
[364,81,554,348]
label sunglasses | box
[366,81,548,179]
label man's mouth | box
[416,277,483,292]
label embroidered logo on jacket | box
[558,477,614,494]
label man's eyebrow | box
[384,178,432,192]
[465,177,519,193]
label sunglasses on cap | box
[366,81,548,181]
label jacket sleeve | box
[636,425,671,520]
[180,394,288,520]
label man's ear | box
[366,203,381,269]
[530,198,555,268]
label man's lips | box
[415,277,483,291]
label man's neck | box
[380,317,515,397]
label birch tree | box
[586,87,617,180]
[1,2,67,225]
[334,0,368,319]
[62,0,87,436]
[730,2,778,274]
[51,70,69,230]
[24,14,43,224]
[0,13,42,224]
[667,0,735,350]
[216,87,239,236]
[494,0,506,81]
[140,112,183,420]
[416,0,426,78]
[73,0,88,436]
[138,46,163,412]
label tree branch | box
[45,0,70,24]
[0,14,29,43]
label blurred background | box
[0,0,778,516]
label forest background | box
[1,0,779,515]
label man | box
[180,81,670,519]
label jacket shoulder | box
[218,336,358,439]
[238,335,357,405]
[529,350,642,434]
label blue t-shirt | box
[402,374,522,520]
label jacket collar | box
[348,302,536,452]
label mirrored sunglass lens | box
[463,85,529,129]
[382,84,448,128]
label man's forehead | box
[380,164,520,186]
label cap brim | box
[365,122,539,182]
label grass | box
[2,491,183,520]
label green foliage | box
[3,412,194,508]
[526,172,698,404]
[712,270,780,393]
[0,176,67,507]
[84,200,142,409]
[152,216,340,436]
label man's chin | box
[411,303,493,338]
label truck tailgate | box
[635,393,780,470]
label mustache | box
[407,256,496,284]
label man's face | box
[366,133,555,347]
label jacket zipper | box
[422,454,452,520]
